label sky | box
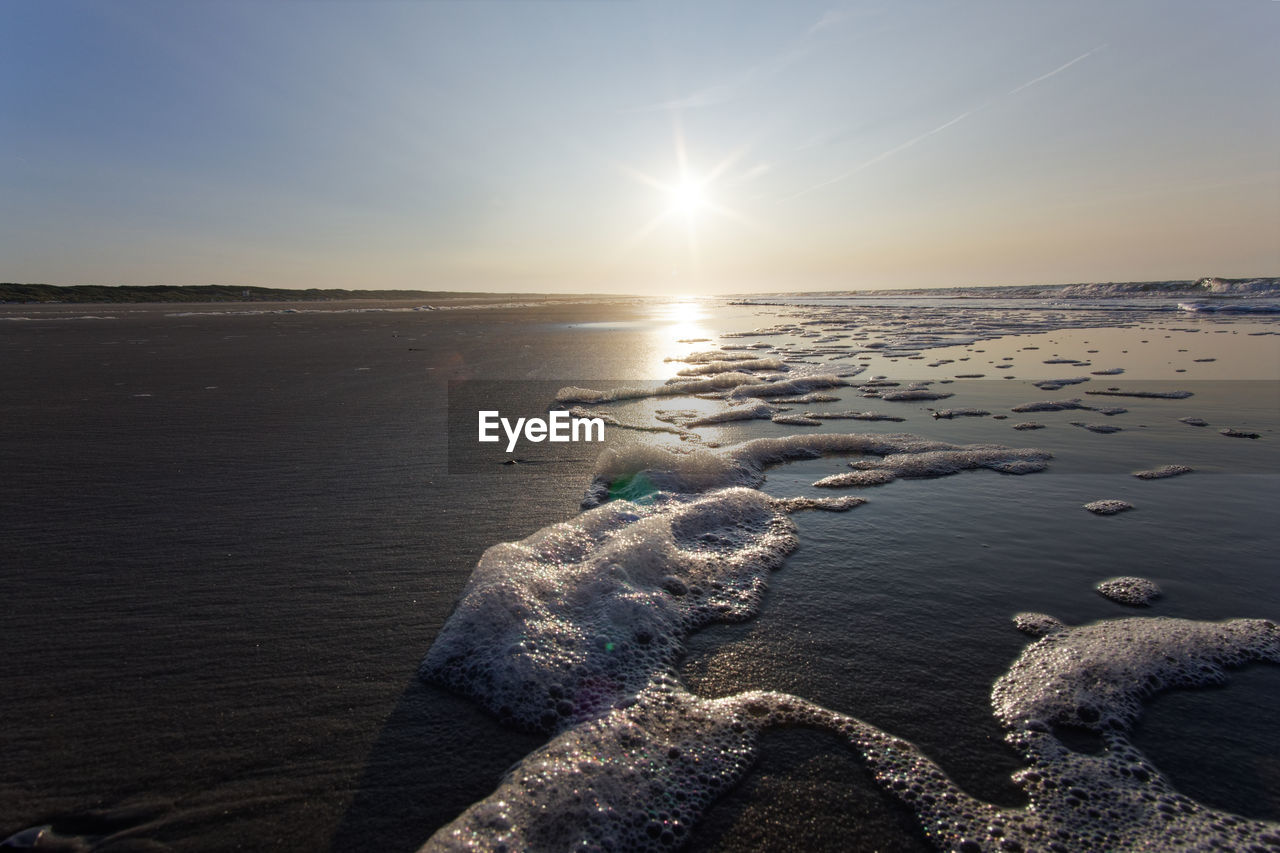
[1,0,1277,295]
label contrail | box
[791,107,979,198]
[1008,44,1108,96]
[793,44,1108,198]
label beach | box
[2,294,1278,851]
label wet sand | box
[2,296,1277,851]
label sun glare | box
[669,179,708,219]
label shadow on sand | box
[331,679,543,853]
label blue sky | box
[2,0,1276,293]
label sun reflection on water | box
[644,298,716,380]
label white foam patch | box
[770,392,843,404]
[567,406,690,437]
[771,413,822,426]
[1011,398,1090,412]
[1096,576,1162,606]
[844,447,1052,479]
[420,488,796,732]
[421,683,775,852]
[1013,612,1067,637]
[680,402,775,428]
[676,358,787,376]
[581,433,963,507]
[667,351,762,363]
[1084,499,1133,515]
[425,616,1280,853]
[556,374,845,407]
[802,410,905,422]
[1071,421,1124,434]
[931,408,991,419]
[878,388,954,401]
[556,373,762,404]
[1086,389,1194,399]
[812,469,897,488]
[992,617,1279,733]
[1033,376,1091,390]
[726,374,847,399]
[1133,465,1193,480]
[774,495,867,513]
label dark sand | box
[0,299,663,850]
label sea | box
[1,292,1277,852]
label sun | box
[668,178,708,219]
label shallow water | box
[1,296,1277,851]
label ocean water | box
[1,296,1277,852]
